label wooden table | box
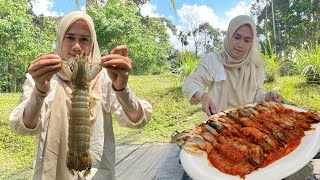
[115,142,188,180]
[115,142,320,180]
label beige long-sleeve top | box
[182,53,266,121]
[9,69,152,180]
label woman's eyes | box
[65,36,89,42]
[66,36,74,40]
[234,36,251,43]
[80,38,89,42]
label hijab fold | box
[213,15,264,112]
[42,11,102,179]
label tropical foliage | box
[288,44,320,84]
[261,38,284,83]
[1,0,320,91]
[87,2,173,75]
[176,51,200,84]
[251,0,320,53]
[0,0,57,92]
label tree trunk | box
[265,1,268,47]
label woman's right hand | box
[200,93,217,116]
[265,91,283,103]
[28,54,61,93]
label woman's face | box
[61,20,92,60]
[229,24,253,60]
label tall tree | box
[177,31,189,51]
[194,22,224,53]
[251,0,320,52]
[0,0,55,92]
[83,0,176,11]
[158,17,177,35]
[125,0,149,13]
[178,6,203,56]
[284,0,320,47]
[87,2,173,74]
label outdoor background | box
[1,0,319,179]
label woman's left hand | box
[101,45,132,91]
[265,91,283,103]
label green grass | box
[0,75,319,179]
[0,93,36,179]
[263,76,320,113]
[113,74,202,144]
[261,37,284,83]
[289,44,320,83]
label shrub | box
[288,44,320,84]
[261,39,284,83]
[176,51,200,84]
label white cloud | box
[139,2,184,50]
[221,0,258,30]
[167,29,182,51]
[140,2,160,17]
[138,3,226,51]
[168,15,175,22]
[31,0,63,16]
[175,4,227,51]
[139,2,255,52]
[225,1,252,19]
[177,4,223,31]
[80,5,86,12]
[139,4,224,51]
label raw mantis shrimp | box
[61,51,102,177]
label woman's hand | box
[101,45,132,91]
[200,93,217,116]
[28,54,61,93]
[265,91,283,103]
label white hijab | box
[213,15,264,111]
[41,11,102,179]
[56,11,101,64]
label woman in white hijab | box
[182,15,282,121]
[10,11,152,180]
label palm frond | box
[169,0,176,13]
[75,0,80,10]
